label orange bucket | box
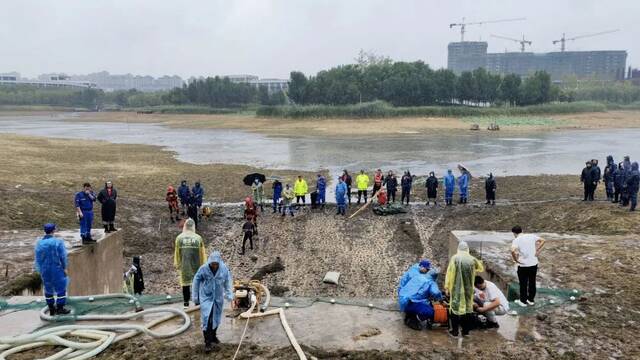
[433,303,448,324]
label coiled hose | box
[0,293,193,360]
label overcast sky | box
[2,0,637,79]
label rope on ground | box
[0,293,195,360]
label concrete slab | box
[0,229,122,296]
[1,296,522,351]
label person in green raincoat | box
[174,218,206,308]
[251,179,265,212]
[444,241,484,337]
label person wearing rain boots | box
[166,185,180,223]
[75,182,96,244]
[34,224,71,316]
[485,173,497,205]
[97,181,118,233]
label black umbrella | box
[243,173,266,186]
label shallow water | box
[1,114,638,181]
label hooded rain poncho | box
[398,269,442,312]
[192,251,234,331]
[174,219,206,286]
[445,242,484,315]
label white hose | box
[234,283,307,360]
[0,293,193,360]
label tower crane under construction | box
[491,34,532,52]
[449,17,526,42]
[552,29,619,52]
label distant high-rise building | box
[68,71,184,92]
[448,41,627,81]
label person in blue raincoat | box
[75,182,96,244]
[34,223,71,316]
[316,174,327,208]
[192,251,234,353]
[457,166,470,204]
[272,180,283,213]
[178,180,190,215]
[335,177,348,216]
[398,260,442,330]
[444,169,455,206]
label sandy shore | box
[52,110,640,136]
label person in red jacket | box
[166,186,180,223]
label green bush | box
[256,101,608,119]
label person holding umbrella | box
[251,178,265,212]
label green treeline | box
[287,62,554,107]
[0,86,103,109]
[162,77,285,107]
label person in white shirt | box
[510,226,546,307]
[473,276,509,328]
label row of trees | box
[0,86,103,109]
[288,60,555,107]
[162,77,286,107]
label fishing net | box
[505,282,582,315]
[0,293,184,324]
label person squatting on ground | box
[251,178,265,212]
[473,275,509,328]
[174,218,206,308]
[401,171,412,205]
[341,170,352,204]
[75,182,97,244]
[178,180,190,216]
[123,256,145,296]
[166,185,180,223]
[581,161,596,201]
[444,169,455,206]
[192,181,204,214]
[294,175,308,205]
[426,172,438,206]
[398,260,442,330]
[335,176,348,216]
[35,223,70,316]
[356,170,369,204]
[511,226,545,307]
[625,162,639,212]
[272,180,283,213]
[373,169,384,196]
[485,173,497,205]
[457,166,470,204]
[316,174,327,208]
[604,155,617,202]
[97,181,118,233]
[385,170,398,203]
[445,241,484,337]
[244,197,259,234]
[239,219,255,255]
[192,251,234,353]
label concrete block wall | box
[66,231,124,295]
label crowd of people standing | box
[582,155,639,211]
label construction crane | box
[552,29,619,52]
[449,17,526,42]
[491,34,532,52]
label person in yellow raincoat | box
[294,175,308,205]
[444,241,484,337]
[174,218,206,308]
